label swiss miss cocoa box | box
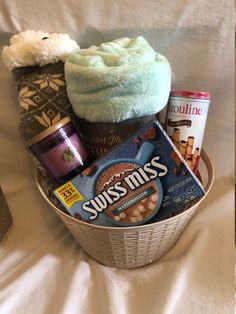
[54,120,205,227]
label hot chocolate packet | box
[54,120,205,227]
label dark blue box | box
[54,120,205,227]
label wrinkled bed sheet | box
[0,1,234,313]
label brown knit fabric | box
[12,61,75,143]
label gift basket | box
[36,148,213,268]
[2,31,214,268]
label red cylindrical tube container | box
[165,90,211,174]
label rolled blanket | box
[2,30,79,143]
[65,36,171,123]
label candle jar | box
[26,117,89,184]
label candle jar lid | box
[25,116,72,148]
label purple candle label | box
[39,133,88,177]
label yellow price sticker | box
[55,181,83,208]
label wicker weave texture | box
[58,207,196,268]
[37,149,214,268]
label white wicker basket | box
[36,148,214,268]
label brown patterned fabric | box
[12,61,75,143]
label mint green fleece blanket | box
[65,36,171,123]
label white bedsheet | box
[0,1,234,313]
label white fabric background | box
[0,1,234,313]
